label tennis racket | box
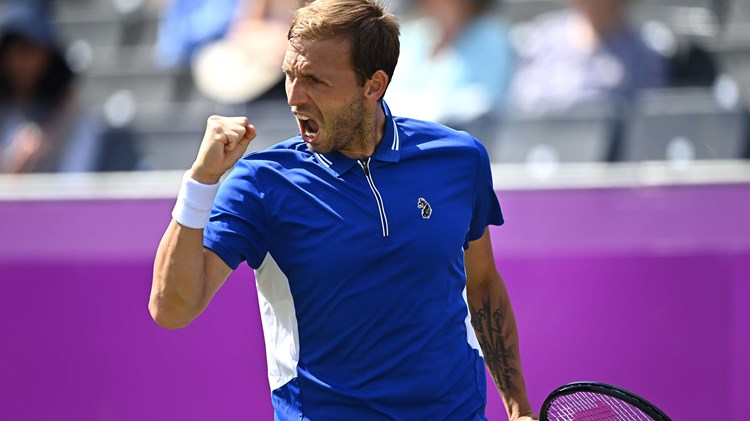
[540,382,672,421]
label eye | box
[310,76,324,85]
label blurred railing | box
[2,160,749,201]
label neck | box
[338,102,386,160]
[431,6,474,57]
[568,11,624,52]
[582,9,624,39]
[12,89,35,110]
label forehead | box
[283,37,353,73]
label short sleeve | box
[464,138,504,249]
[203,160,270,270]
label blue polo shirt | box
[204,101,503,420]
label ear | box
[363,70,389,103]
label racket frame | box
[539,381,672,421]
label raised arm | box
[465,227,537,421]
[149,116,256,329]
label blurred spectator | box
[669,41,719,88]
[0,2,108,173]
[155,0,301,103]
[509,0,668,113]
[386,0,515,125]
[154,0,242,70]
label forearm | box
[468,277,535,420]
[149,115,251,328]
[150,220,209,328]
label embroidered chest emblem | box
[417,198,432,219]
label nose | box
[286,78,308,108]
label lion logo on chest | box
[417,198,432,219]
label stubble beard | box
[313,92,375,156]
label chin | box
[306,140,330,155]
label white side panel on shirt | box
[255,253,300,391]
[463,285,483,357]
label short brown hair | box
[288,0,400,90]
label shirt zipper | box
[358,158,389,237]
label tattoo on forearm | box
[470,297,519,396]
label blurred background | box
[0,0,748,420]
[0,0,748,170]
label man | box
[509,0,667,113]
[150,0,537,419]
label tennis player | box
[150,0,537,419]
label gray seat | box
[52,16,123,48]
[488,100,621,164]
[727,0,750,25]
[503,0,562,24]
[50,0,119,20]
[621,88,749,161]
[51,6,157,48]
[50,0,150,20]
[712,22,750,91]
[131,99,297,170]
[79,71,178,106]
[628,1,722,39]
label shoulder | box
[528,9,570,39]
[465,15,510,40]
[237,136,309,167]
[396,116,485,151]
[395,116,490,166]
[227,136,311,179]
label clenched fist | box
[190,115,256,184]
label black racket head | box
[540,382,672,421]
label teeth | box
[305,130,317,138]
[297,115,309,121]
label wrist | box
[189,166,222,185]
[172,171,221,229]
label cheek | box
[8,51,50,80]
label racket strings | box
[546,391,655,421]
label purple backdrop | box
[1,184,748,421]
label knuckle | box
[212,131,225,142]
[206,115,225,129]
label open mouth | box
[296,114,320,143]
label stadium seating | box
[39,0,750,169]
[487,99,621,164]
[620,88,749,161]
[629,0,722,38]
[131,99,295,170]
[49,0,213,169]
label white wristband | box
[171,171,221,229]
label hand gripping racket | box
[540,382,672,421]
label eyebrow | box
[282,66,324,81]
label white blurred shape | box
[525,144,560,181]
[66,40,94,73]
[103,90,137,128]
[112,0,146,15]
[509,22,536,57]
[666,136,696,170]
[713,74,740,110]
[641,20,677,57]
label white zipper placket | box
[358,158,389,237]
